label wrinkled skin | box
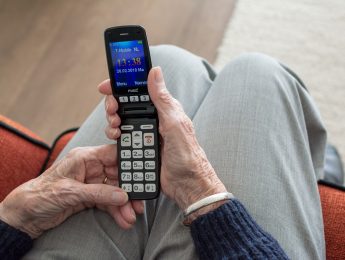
[99,67,226,210]
[0,145,144,238]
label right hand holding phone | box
[98,67,226,210]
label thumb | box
[76,183,128,206]
[147,67,178,116]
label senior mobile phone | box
[104,25,160,200]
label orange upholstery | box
[43,129,78,170]
[319,182,345,260]
[0,115,343,259]
[0,115,49,201]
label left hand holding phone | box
[0,145,144,238]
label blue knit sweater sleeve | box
[190,199,289,259]
[0,219,33,260]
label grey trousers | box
[24,45,326,260]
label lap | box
[24,48,326,260]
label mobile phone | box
[104,25,160,200]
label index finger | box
[98,79,112,95]
[93,144,118,167]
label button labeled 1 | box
[121,150,131,159]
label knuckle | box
[158,90,174,105]
[110,115,120,127]
[178,116,195,135]
[66,147,86,161]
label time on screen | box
[110,40,148,88]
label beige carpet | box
[214,0,345,164]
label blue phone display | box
[109,40,148,89]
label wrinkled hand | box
[98,67,226,210]
[0,145,144,238]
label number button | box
[144,133,154,146]
[132,150,143,158]
[145,172,156,181]
[133,161,143,170]
[133,184,144,192]
[121,150,131,159]
[145,184,156,192]
[133,172,143,181]
[132,131,142,149]
[140,95,150,102]
[121,183,132,192]
[144,161,155,170]
[129,96,139,102]
[121,172,132,181]
[121,134,131,147]
[121,161,131,170]
[119,96,128,103]
[144,149,155,158]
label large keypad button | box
[145,172,156,181]
[132,131,142,148]
[133,161,143,170]
[133,172,143,181]
[140,124,154,130]
[121,150,131,159]
[121,134,131,147]
[145,184,156,192]
[144,161,155,170]
[121,183,132,192]
[133,184,144,192]
[144,149,155,158]
[121,172,132,181]
[119,96,128,103]
[121,125,134,130]
[144,133,154,146]
[121,161,131,170]
[129,96,139,102]
[132,150,143,158]
[140,95,150,102]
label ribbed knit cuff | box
[0,219,33,260]
[190,199,289,260]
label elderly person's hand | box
[98,67,227,215]
[0,145,144,239]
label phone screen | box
[109,40,149,90]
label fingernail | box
[113,191,128,203]
[131,208,136,219]
[140,203,145,212]
[154,66,163,83]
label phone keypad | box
[118,118,159,198]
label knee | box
[219,53,296,96]
[224,52,283,80]
[150,45,201,68]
